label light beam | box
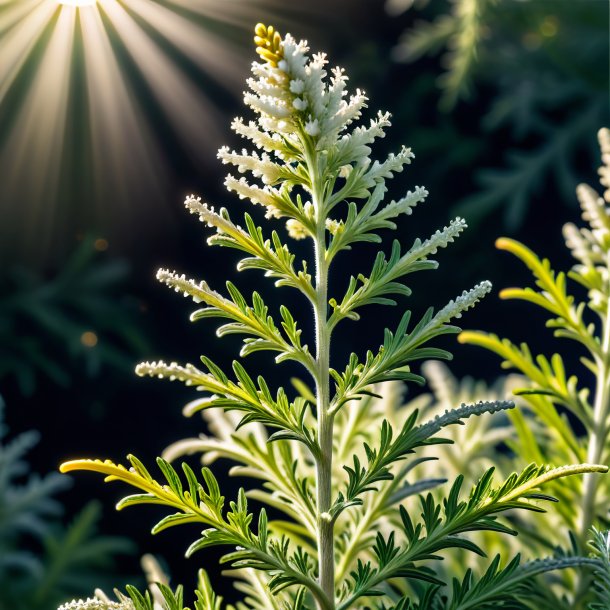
[0,0,306,261]
[58,0,96,7]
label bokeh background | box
[0,0,608,607]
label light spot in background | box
[80,331,99,347]
[540,16,559,38]
[522,32,542,51]
[94,238,108,251]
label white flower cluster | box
[243,32,367,147]
[180,24,430,251]
[57,597,133,610]
[216,24,420,230]
[563,128,610,311]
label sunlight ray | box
[79,4,169,228]
[120,0,245,89]
[0,0,44,35]
[0,0,301,261]
[164,0,292,29]
[0,2,57,101]
[100,0,225,163]
[0,7,75,253]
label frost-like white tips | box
[380,186,429,221]
[289,79,305,94]
[233,28,374,161]
[563,222,601,268]
[561,129,610,309]
[366,146,414,182]
[304,119,320,137]
[577,183,610,233]
[598,127,610,203]
[230,118,287,155]
[420,217,467,255]
[435,281,492,325]
[244,92,291,119]
[218,148,282,184]
[286,218,308,240]
[184,195,215,224]
[224,175,284,218]
[57,598,133,610]
[156,269,229,312]
[135,361,203,386]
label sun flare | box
[0,0,302,261]
[57,0,96,6]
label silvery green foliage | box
[412,362,519,481]
[58,26,606,610]
[460,128,610,608]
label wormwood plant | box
[459,128,610,608]
[58,26,606,610]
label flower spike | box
[254,23,284,67]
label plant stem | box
[576,270,610,605]
[314,220,335,610]
[309,140,335,610]
[581,365,609,540]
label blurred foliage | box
[458,130,610,608]
[0,236,149,396]
[391,0,609,229]
[0,395,134,610]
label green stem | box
[307,137,335,610]
[314,209,335,610]
[581,365,610,540]
[576,280,610,605]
